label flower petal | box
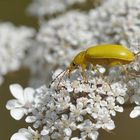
[64,128,72,136]
[24,87,35,103]
[10,132,28,140]
[130,106,140,118]
[104,121,115,130]
[41,135,50,140]
[10,108,25,120]
[41,127,49,135]
[88,131,99,140]
[114,106,123,112]
[6,99,22,110]
[25,116,36,123]
[9,84,24,103]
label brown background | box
[0,0,140,139]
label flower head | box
[0,22,34,85]
[6,84,35,120]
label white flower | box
[106,96,123,116]
[10,127,50,140]
[96,113,115,131]
[111,82,127,97]
[41,126,55,136]
[77,120,99,140]
[53,114,77,139]
[54,90,71,111]
[6,84,35,120]
[70,101,87,122]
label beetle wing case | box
[85,44,135,61]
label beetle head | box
[67,51,86,76]
[67,61,78,77]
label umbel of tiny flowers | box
[7,66,130,140]
[89,0,140,47]
[0,22,35,86]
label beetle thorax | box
[73,51,86,66]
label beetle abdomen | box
[85,44,135,61]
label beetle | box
[50,44,137,86]
[68,44,135,77]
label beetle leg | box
[125,67,140,78]
[110,62,128,78]
[121,65,128,76]
[120,64,140,78]
[81,66,88,83]
[92,65,104,79]
[57,69,69,88]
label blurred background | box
[0,0,36,139]
[0,0,140,140]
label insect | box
[50,44,138,87]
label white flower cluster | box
[107,53,140,119]
[0,22,35,85]
[27,0,140,87]
[6,68,128,140]
[36,11,96,66]
[89,0,140,47]
[27,0,86,17]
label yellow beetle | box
[50,44,136,86]
[68,44,134,77]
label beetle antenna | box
[49,70,65,88]
[49,68,69,88]
[56,68,70,88]
[124,66,140,78]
